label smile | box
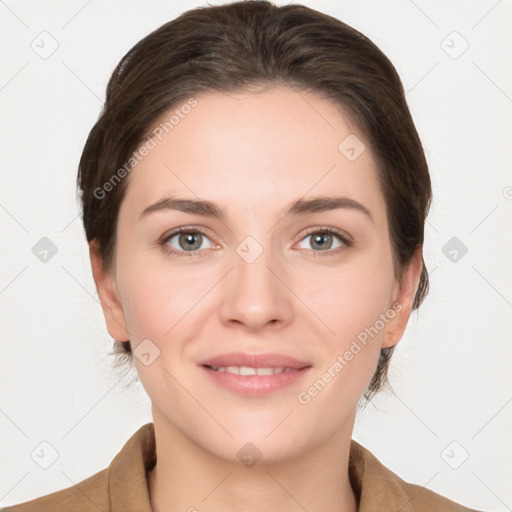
[201,364,311,397]
[206,365,299,375]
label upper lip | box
[199,352,311,369]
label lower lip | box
[200,366,312,397]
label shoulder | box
[392,478,481,511]
[349,439,482,511]
[1,468,110,512]
[1,422,156,512]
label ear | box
[381,246,424,349]
[89,239,130,342]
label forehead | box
[120,86,387,226]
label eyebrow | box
[139,195,373,224]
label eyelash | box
[159,226,353,259]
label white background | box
[1,0,511,510]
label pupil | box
[313,233,331,250]
[180,232,201,250]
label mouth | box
[198,353,312,396]
[204,365,304,375]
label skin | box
[90,86,422,512]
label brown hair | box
[77,0,431,402]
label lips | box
[198,352,312,397]
[199,352,311,370]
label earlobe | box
[89,240,130,342]
[381,246,424,349]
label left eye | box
[297,230,346,251]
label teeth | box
[256,367,274,376]
[209,366,291,375]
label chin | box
[203,434,307,466]
[206,416,315,462]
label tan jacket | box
[1,423,480,511]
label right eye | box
[161,228,216,257]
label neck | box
[148,409,359,512]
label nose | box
[218,240,294,333]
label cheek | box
[309,255,395,339]
[116,251,219,343]
[297,277,391,415]
[115,250,171,341]
[302,251,395,394]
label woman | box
[2,1,481,510]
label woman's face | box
[92,86,420,463]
